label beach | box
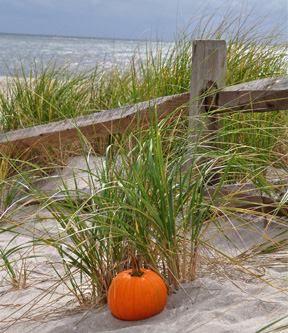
[0,24,287,333]
[0,156,287,333]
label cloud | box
[0,0,286,40]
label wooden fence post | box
[189,40,227,135]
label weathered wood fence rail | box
[0,40,286,215]
[0,40,287,153]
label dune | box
[0,156,287,333]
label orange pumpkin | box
[108,268,167,321]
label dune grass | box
[0,108,285,307]
[0,14,286,132]
[0,15,287,315]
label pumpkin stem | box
[129,270,144,277]
[130,254,143,277]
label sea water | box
[0,33,171,76]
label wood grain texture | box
[0,93,189,151]
[206,76,288,113]
[0,75,287,152]
[189,40,227,132]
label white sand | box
[0,76,13,92]
[0,156,287,333]
[4,275,288,333]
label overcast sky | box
[0,0,287,40]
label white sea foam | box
[0,33,172,76]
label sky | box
[0,0,287,40]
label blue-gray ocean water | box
[0,33,171,76]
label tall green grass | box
[11,109,283,306]
[0,15,287,311]
[0,16,286,132]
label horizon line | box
[0,31,172,43]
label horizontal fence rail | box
[0,40,287,154]
[207,77,288,114]
[0,93,189,150]
[0,39,287,215]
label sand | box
[0,156,287,333]
[0,76,13,93]
[4,275,288,333]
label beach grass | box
[0,15,286,133]
[0,14,287,314]
[0,107,285,306]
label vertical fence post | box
[189,40,227,135]
[187,40,227,279]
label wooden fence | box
[0,40,287,214]
[0,40,287,153]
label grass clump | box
[0,65,100,131]
[36,114,212,303]
[0,239,29,289]
[0,16,286,132]
[0,14,286,314]
[21,108,286,306]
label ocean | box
[0,33,171,76]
